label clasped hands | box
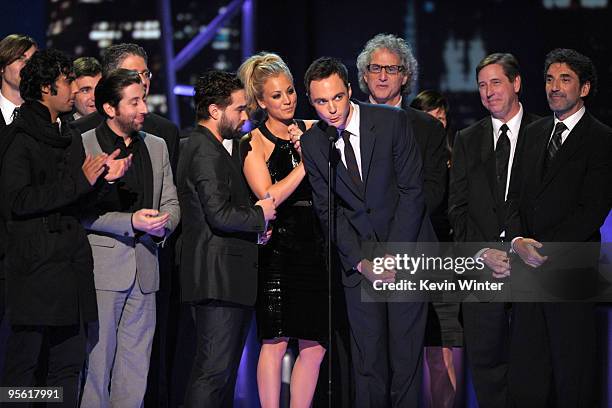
[483,238,548,279]
[82,148,132,186]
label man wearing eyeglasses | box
[357,34,456,406]
[357,34,448,227]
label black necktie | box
[495,124,510,202]
[10,107,19,122]
[545,121,566,170]
[341,130,363,192]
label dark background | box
[2,0,610,131]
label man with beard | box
[178,70,276,407]
[72,43,180,405]
[0,49,129,406]
[72,43,179,172]
[79,69,180,407]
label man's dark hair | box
[475,53,521,86]
[101,43,148,74]
[304,57,349,94]
[19,49,73,102]
[73,56,102,79]
[544,48,597,98]
[194,70,243,121]
[410,90,449,114]
[0,33,37,72]
[95,68,142,118]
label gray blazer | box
[80,129,180,294]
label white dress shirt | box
[551,105,585,145]
[334,102,363,179]
[0,90,19,125]
[491,103,524,201]
[222,138,233,156]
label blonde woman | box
[238,53,327,408]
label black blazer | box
[401,101,449,212]
[72,111,180,177]
[177,125,265,306]
[449,112,540,244]
[301,101,431,286]
[508,111,612,244]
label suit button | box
[253,262,258,268]
[366,208,372,214]
[366,234,372,240]
[492,208,496,213]
[124,232,129,236]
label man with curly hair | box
[0,48,128,405]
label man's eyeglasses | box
[366,64,405,75]
[136,69,153,80]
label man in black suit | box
[356,34,448,228]
[508,49,612,407]
[448,53,539,408]
[177,70,276,407]
[71,43,180,405]
[301,57,429,407]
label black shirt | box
[95,121,151,212]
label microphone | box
[325,125,339,142]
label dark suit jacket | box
[177,125,265,306]
[401,101,449,213]
[449,112,540,245]
[508,111,612,245]
[72,111,180,177]
[302,101,429,287]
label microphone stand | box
[327,129,336,408]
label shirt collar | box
[554,105,585,133]
[368,95,403,108]
[491,103,524,141]
[343,101,360,137]
[0,90,19,125]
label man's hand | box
[257,226,273,245]
[255,196,276,222]
[82,153,108,186]
[104,149,133,182]
[481,248,511,278]
[357,259,396,284]
[132,209,170,236]
[513,238,548,268]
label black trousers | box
[184,300,252,408]
[509,302,597,408]
[462,302,511,408]
[344,284,426,408]
[2,324,85,408]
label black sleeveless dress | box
[256,121,328,343]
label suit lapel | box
[480,118,498,203]
[540,113,587,192]
[138,132,155,209]
[359,104,377,191]
[201,127,243,181]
